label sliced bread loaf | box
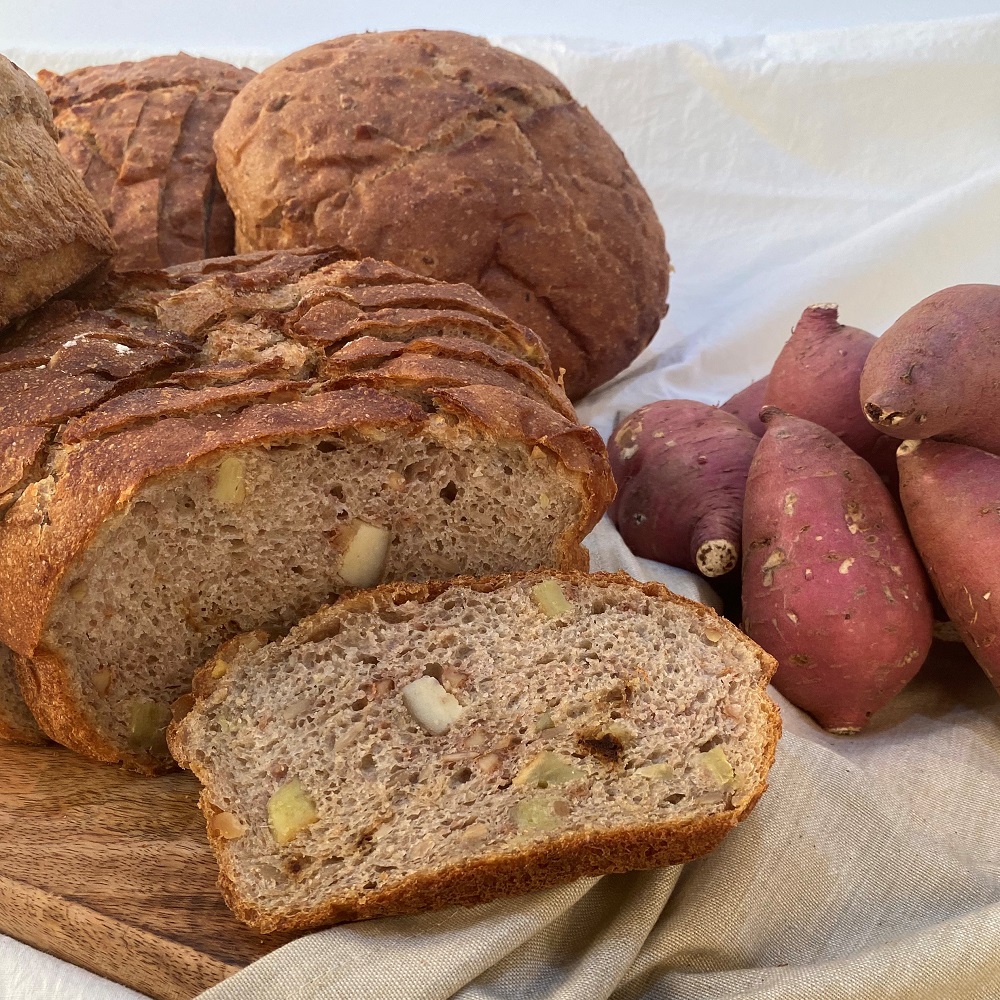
[169,571,780,933]
[0,250,612,773]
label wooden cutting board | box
[0,743,295,999]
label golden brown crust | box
[0,426,50,514]
[0,56,116,328]
[59,378,312,444]
[213,30,669,398]
[172,570,780,933]
[224,803,760,934]
[39,54,255,269]
[323,335,576,420]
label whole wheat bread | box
[0,250,612,772]
[169,570,780,933]
[38,54,255,269]
[0,55,116,329]
[212,30,670,399]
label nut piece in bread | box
[39,54,255,269]
[168,571,780,933]
[0,56,115,329]
[213,30,670,399]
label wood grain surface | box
[0,743,293,999]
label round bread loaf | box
[39,54,255,270]
[213,30,670,399]
[0,55,116,328]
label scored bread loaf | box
[168,571,780,933]
[0,55,116,328]
[38,54,255,269]
[0,249,613,773]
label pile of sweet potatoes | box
[609,285,1000,733]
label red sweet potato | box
[897,437,1000,690]
[609,399,759,577]
[742,410,934,733]
[764,304,898,490]
[861,284,1000,454]
[720,377,768,437]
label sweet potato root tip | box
[696,539,739,578]
[896,439,923,458]
[864,401,906,427]
[608,399,757,575]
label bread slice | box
[0,55,116,328]
[169,571,780,933]
[0,250,612,773]
[0,646,46,744]
[10,385,610,773]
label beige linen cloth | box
[8,11,1000,999]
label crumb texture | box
[46,432,583,765]
[171,572,779,931]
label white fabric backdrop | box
[5,12,1000,998]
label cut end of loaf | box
[41,418,589,772]
[695,539,739,578]
[170,571,780,932]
